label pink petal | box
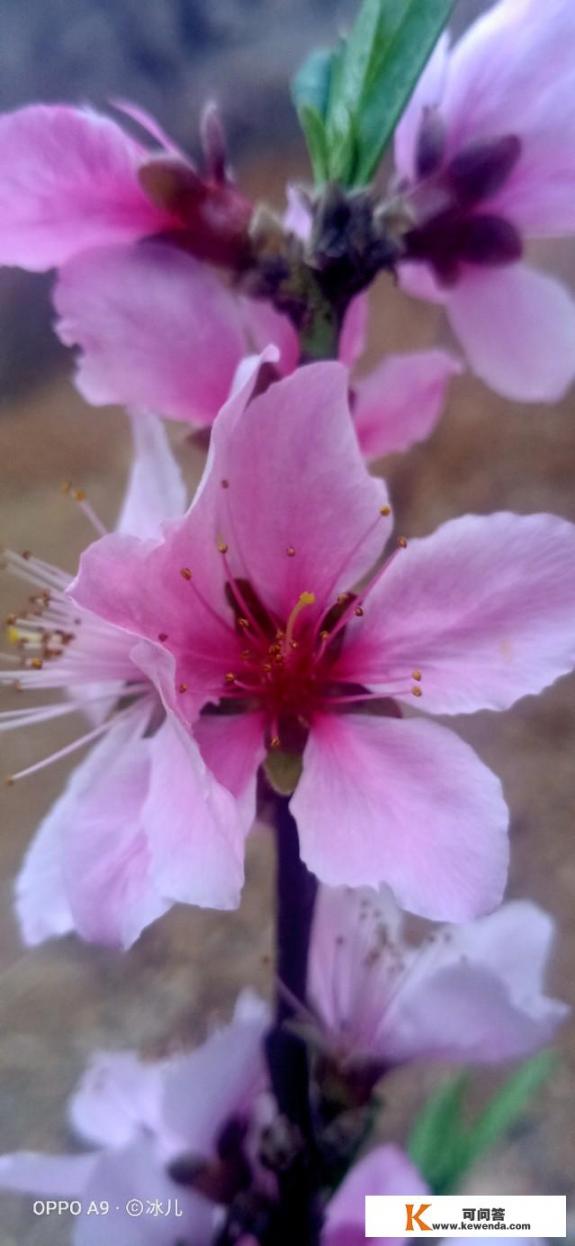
[324,1144,428,1246]
[0,105,166,270]
[15,801,75,946]
[0,1152,96,1196]
[116,412,186,538]
[379,901,569,1065]
[55,240,246,424]
[79,1141,212,1246]
[339,295,369,368]
[341,511,575,715]
[195,711,267,822]
[142,713,246,910]
[284,184,312,241]
[69,1051,165,1149]
[394,33,450,181]
[162,992,269,1154]
[443,0,575,155]
[291,713,508,921]
[192,361,390,621]
[447,264,575,401]
[239,297,300,376]
[352,350,462,460]
[59,708,170,948]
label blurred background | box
[0,1,574,1242]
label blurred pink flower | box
[323,1144,428,1246]
[1,414,246,947]
[70,360,575,921]
[53,236,460,451]
[395,0,575,401]
[0,992,269,1245]
[309,887,569,1071]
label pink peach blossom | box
[0,992,269,1246]
[309,887,569,1071]
[70,360,575,921]
[1,414,246,947]
[323,1144,428,1246]
[52,188,460,447]
[394,0,575,401]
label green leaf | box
[458,1052,556,1179]
[324,0,456,187]
[408,1073,469,1194]
[297,104,330,183]
[409,1054,557,1196]
[292,47,335,122]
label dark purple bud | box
[447,134,521,206]
[457,213,523,265]
[415,107,446,179]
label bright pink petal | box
[116,412,186,538]
[58,707,170,948]
[339,295,369,368]
[341,511,575,715]
[324,1145,428,1246]
[394,33,450,181]
[191,361,390,622]
[195,711,267,823]
[0,105,166,270]
[69,1051,165,1149]
[447,264,575,401]
[353,350,462,459]
[55,240,246,424]
[291,713,508,921]
[142,712,246,910]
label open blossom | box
[394,0,575,401]
[70,360,575,922]
[309,887,569,1073]
[0,992,269,1246]
[1,414,248,948]
[323,1145,428,1246]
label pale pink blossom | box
[0,992,269,1245]
[70,360,575,921]
[309,887,569,1071]
[323,1144,428,1246]
[1,414,246,947]
[394,0,575,401]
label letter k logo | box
[405,1202,432,1231]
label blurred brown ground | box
[0,150,574,1243]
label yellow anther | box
[319,629,329,641]
[270,736,281,750]
[73,488,86,503]
[238,617,250,629]
[217,540,229,555]
[180,567,192,581]
[412,669,422,681]
[30,658,43,670]
[178,682,188,693]
[4,776,14,787]
[354,605,364,617]
[380,505,391,517]
[397,536,408,549]
[224,672,236,685]
[411,685,423,698]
